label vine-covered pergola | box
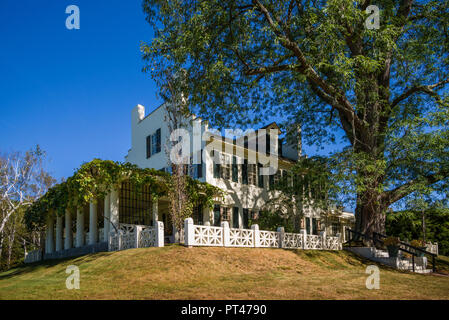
[25,159,222,255]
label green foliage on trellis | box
[24,159,223,230]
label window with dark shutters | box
[266,133,270,155]
[243,208,249,229]
[146,135,152,158]
[213,151,221,178]
[242,159,248,185]
[232,207,239,228]
[232,156,238,182]
[258,164,264,188]
[156,128,161,153]
[213,205,221,226]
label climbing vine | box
[24,159,223,230]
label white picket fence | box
[108,222,164,252]
[184,218,341,250]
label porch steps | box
[345,247,433,274]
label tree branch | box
[382,166,449,206]
[391,79,449,108]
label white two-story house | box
[125,103,354,240]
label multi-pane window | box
[119,181,152,225]
[151,128,161,155]
[189,153,203,179]
[146,128,161,158]
[192,205,203,225]
[221,154,231,180]
[269,169,282,190]
[248,164,257,186]
[221,207,230,221]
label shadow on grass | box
[0,251,111,281]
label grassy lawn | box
[0,245,448,300]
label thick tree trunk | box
[355,188,386,241]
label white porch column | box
[203,206,212,225]
[75,207,85,248]
[55,216,63,251]
[89,201,98,245]
[46,215,55,254]
[103,193,111,240]
[152,199,158,225]
[64,209,73,250]
[109,188,119,233]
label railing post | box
[135,226,142,249]
[302,229,308,249]
[412,254,415,273]
[252,224,260,248]
[222,221,230,247]
[336,232,342,250]
[184,218,194,247]
[156,221,165,247]
[277,227,285,248]
[320,230,326,250]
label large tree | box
[142,0,449,236]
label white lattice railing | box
[184,218,341,251]
[259,230,279,248]
[192,225,224,246]
[108,222,164,252]
[138,226,157,248]
[283,232,303,249]
[229,228,254,247]
[305,235,324,250]
[325,236,341,250]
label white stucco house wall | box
[125,103,355,237]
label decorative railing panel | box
[193,225,223,246]
[325,236,340,250]
[283,232,303,249]
[184,218,341,251]
[138,227,157,248]
[229,228,254,247]
[259,230,279,248]
[306,235,324,250]
[108,222,164,252]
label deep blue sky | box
[0,1,162,181]
[0,0,344,183]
